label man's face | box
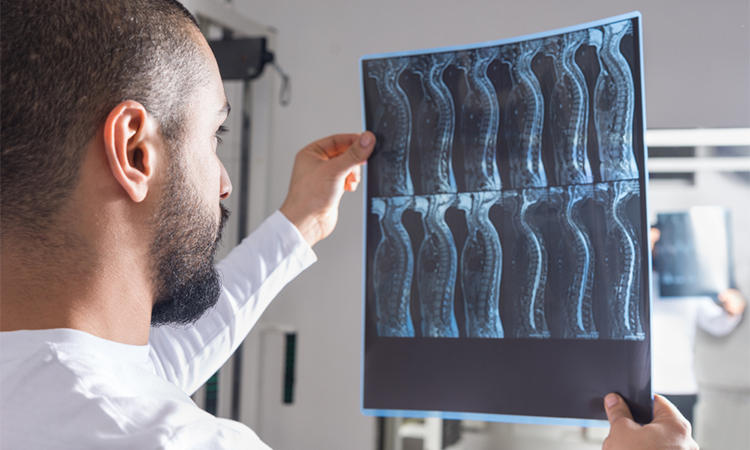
[149,32,232,326]
[149,163,228,326]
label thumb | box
[604,393,634,427]
[330,131,375,176]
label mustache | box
[214,203,231,246]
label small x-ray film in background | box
[655,207,734,299]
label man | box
[650,227,746,425]
[0,1,696,448]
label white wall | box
[227,1,750,449]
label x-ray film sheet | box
[655,207,734,298]
[361,12,651,425]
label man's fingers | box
[307,133,358,158]
[652,395,677,420]
[652,395,696,446]
[344,167,360,192]
[604,393,634,427]
[652,395,687,424]
[306,132,375,176]
[345,132,375,165]
[330,131,375,175]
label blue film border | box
[363,407,610,429]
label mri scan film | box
[362,12,651,426]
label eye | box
[215,125,229,145]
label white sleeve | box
[166,417,273,450]
[147,211,317,395]
[696,297,742,337]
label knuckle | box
[601,435,615,450]
[349,144,364,160]
[608,413,626,423]
[677,418,693,437]
[344,149,362,166]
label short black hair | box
[1,0,207,234]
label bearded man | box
[0,1,697,449]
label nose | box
[219,160,232,200]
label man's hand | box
[603,393,698,450]
[718,288,746,317]
[280,132,375,247]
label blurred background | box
[181,0,749,448]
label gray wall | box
[229,1,750,449]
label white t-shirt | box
[651,274,742,395]
[0,211,317,449]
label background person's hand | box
[603,393,698,450]
[718,288,746,317]
[280,132,375,247]
[649,227,661,252]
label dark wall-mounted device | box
[208,37,274,80]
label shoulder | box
[166,417,272,450]
[1,331,269,449]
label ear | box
[103,101,160,203]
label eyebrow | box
[219,101,231,117]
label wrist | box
[279,205,321,247]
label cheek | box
[186,150,223,205]
[200,157,223,200]
[205,154,230,205]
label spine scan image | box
[591,22,638,182]
[457,47,503,192]
[546,31,594,186]
[501,40,548,190]
[503,188,550,338]
[458,191,504,338]
[413,195,460,337]
[367,58,414,197]
[372,197,416,337]
[412,53,458,195]
[365,18,644,341]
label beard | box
[149,160,230,327]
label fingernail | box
[360,132,373,147]
[605,394,619,408]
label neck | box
[0,223,154,345]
